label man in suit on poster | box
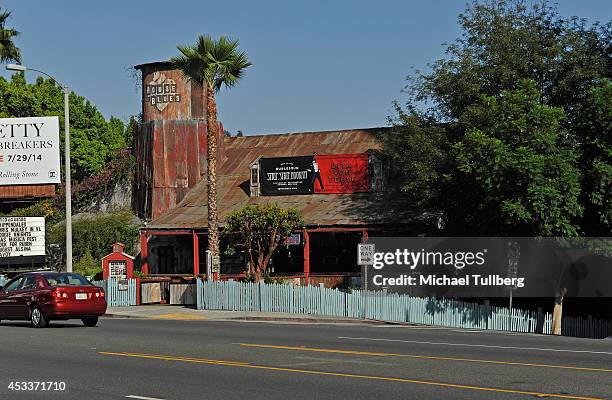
[311,153,324,192]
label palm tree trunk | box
[206,82,220,279]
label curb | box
[102,313,147,319]
[102,313,388,324]
[227,316,387,324]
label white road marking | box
[338,336,612,355]
[125,396,168,400]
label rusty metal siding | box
[147,127,432,230]
[135,119,208,219]
[0,184,55,199]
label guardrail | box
[197,280,612,338]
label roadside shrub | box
[73,251,102,278]
[48,211,139,267]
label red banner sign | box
[313,153,369,194]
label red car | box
[0,271,106,328]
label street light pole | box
[64,84,72,272]
[5,64,72,272]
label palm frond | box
[0,8,20,63]
[172,34,251,91]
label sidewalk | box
[104,305,387,324]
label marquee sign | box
[259,154,370,196]
[0,116,60,185]
[0,216,45,257]
[145,71,181,112]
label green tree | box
[382,0,610,236]
[381,108,451,207]
[224,204,303,282]
[574,79,612,235]
[171,35,252,273]
[0,74,129,181]
[0,8,20,63]
[451,80,581,236]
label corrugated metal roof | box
[149,128,430,229]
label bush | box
[73,251,102,278]
[48,211,139,267]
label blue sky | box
[3,1,610,135]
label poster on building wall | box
[260,156,314,195]
[314,153,369,194]
[109,261,127,278]
[0,116,61,185]
[0,216,45,257]
[259,154,370,195]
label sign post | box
[357,243,375,291]
[506,241,520,330]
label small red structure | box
[102,243,135,280]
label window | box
[20,276,37,290]
[44,273,92,287]
[3,277,23,292]
[251,166,259,185]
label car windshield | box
[44,273,92,287]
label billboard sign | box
[0,216,45,257]
[314,153,369,194]
[0,116,61,185]
[260,154,370,196]
[260,156,314,195]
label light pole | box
[5,64,73,272]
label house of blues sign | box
[259,153,369,195]
[145,71,181,112]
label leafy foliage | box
[47,212,139,268]
[451,81,581,236]
[60,148,135,211]
[171,35,252,91]
[0,8,20,63]
[381,0,610,236]
[575,79,612,235]
[382,108,451,206]
[73,251,102,278]
[0,73,130,181]
[224,204,303,282]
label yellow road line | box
[99,351,603,400]
[237,343,612,373]
[99,351,248,366]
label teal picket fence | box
[197,280,612,338]
[93,278,136,307]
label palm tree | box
[0,9,20,63]
[171,35,251,279]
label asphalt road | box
[0,316,611,400]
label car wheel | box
[82,317,98,327]
[30,306,48,328]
